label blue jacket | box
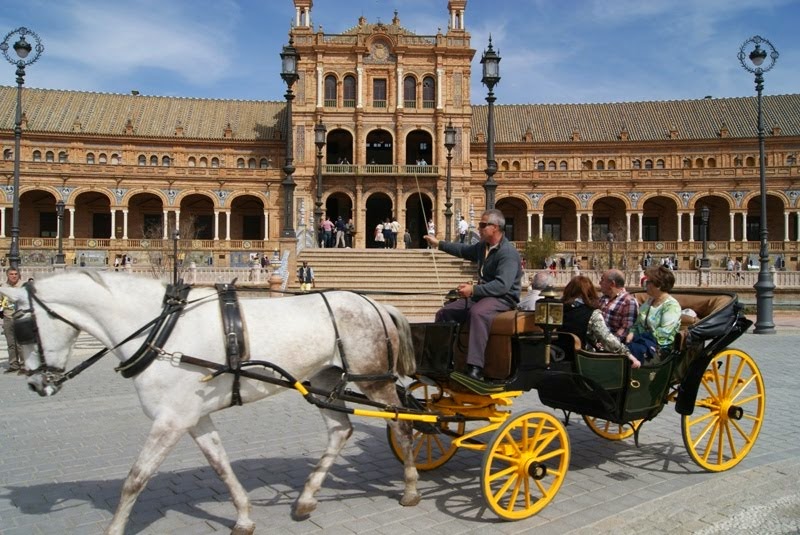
[438,236,522,304]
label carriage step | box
[450,371,506,395]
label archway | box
[642,196,679,241]
[746,194,785,241]
[495,197,527,242]
[17,190,59,239]
[541,197,577,241]
[591,197,627,241]
[366,129,393,165]
[230,195,264,240]
[128,192,164,239]
[179,194,215,240]
[326,128,354,164]
[74,191,111,239]
[405,192,433,249]
[365,193,393,248]
[325,192,353,221]
[693,196,731,242]
[405,129,433,165]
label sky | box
[0,0,797,104]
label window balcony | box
[322,164,439,175]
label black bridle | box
[15,281,186,388]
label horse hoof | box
[400,492,421,507]
[231,522,256,535]
[291,499,317,520]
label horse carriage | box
[0,272,764,533]
[388,288,765,520]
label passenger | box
[518,271,553,311]
[424,209,522,382]
[626,265,682,364]
[558,276,640,368]
[599,269,639,342]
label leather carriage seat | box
[489,310,541,336]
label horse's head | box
[0,283,80,396]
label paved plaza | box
[1,318,799,534]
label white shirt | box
[458,219,468,234]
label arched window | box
[138,154,146,166]
[607,160,616,170]
[644,159,653,169]
[199,157,208,167]
[237,158,245,168]
[162,155,171,166]
[512,161,521,171]
[211,157,219,168]
[324,75,337,107]
[632,159,641,169]
[58,151,67,163]
[537,161,545,171]
[559,160,568,170]
[403,76,417,108]
[584,160,594,170]
[734,156,743,167]
[86,152,95,164]
[596,160,604,170]
[188,156,196,167]
[707,157,716,168]
[45,151,54,162]
[548,160,556,170]
[248,158,256,169]
[683,158,692,168]
[656,159,665,169]
[260,158,269,169]
[2,149,11,160]
[788,155,797,166]
[33,150,42,162]
[500,161,509,171]
[343,75,356,107]
[422,76,435,108]
[111,153,120,164]
[695,158,704,168]
[150,155,158,166]
[98,153,107,164]
[745,156,756,167]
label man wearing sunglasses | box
[424,209,522,381]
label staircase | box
[292,249,476,321]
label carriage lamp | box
[480,36,500,210]
[738,35,778,334]
[534,286,563,367]
[1,27,44,269]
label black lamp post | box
[172,227,180,285]
[280,36,299,238]
[700,205,710,269]
[1,27,44,269]
[480,37,500,210]
[55,200,65,264]
[606,232,614,269]
[314,119,326,247]
[739,35,778,334]
[444,121,456,241]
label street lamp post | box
[314,120,326,247]
[172,228,180,285]
[55,200,65,264]
[700,205,710,269]
[280,36,299,238]
[480,37,500,210]
[739,35,779,334]
[1,27,44,269]
[606,232,614,269]
[444,121,456,241]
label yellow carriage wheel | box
[386,381,465,471]
[481,411,570,520]
[583,416,642,441]
[681,348,765,472]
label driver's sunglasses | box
[478,222,496,229]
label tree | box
[139,215,203,281]
[524,235,557,270]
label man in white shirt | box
[457,216,468,243]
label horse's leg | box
[106,419,187,535]
[189,415,255,535]
[363,382,421,507]
[293,370,354,519]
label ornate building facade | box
[1,0,799,269]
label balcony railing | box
[322,164,439,175]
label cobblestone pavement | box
[1,328,798,535]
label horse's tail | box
[384,304,416,377]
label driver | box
[424,209,522,381]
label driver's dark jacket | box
[438,236,522,305]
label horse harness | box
[18,280,398,408]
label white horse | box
[0,271,420,535]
